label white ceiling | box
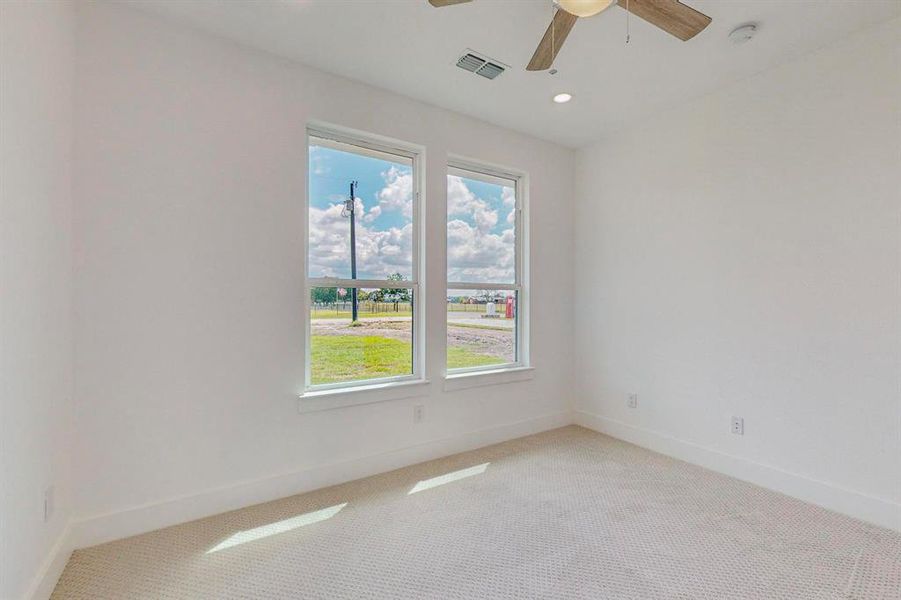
[130,0,900,148]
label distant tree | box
[377,273,411,310]
[311,287,337,305]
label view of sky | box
[447,173,515,284]
[308,141,516,284]
[308,142,414,280]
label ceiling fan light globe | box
[558,0,616,18]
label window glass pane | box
[446,173,515,284]
[446,289,516,369]
[309,140,413,280]
[310,287,413,385]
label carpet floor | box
[52,426,900,599]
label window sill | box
[443,366,534,392]
[298,378,431,414]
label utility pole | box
[346,181,359,322]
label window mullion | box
[446,282,515,291]
[309,278,416,290]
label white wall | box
[0,2,76,598]
[71,3,574,542]
[574,18,901,529]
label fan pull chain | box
[626,0,631,44]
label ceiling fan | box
[428,0,712,71]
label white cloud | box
[377,167,413,218]
[502,186,516,224]
[446,177,514,283]
[309,201,412,280]
[447,175,477,215]
[474,205,498,233]
[447,219,514,283]
[362,204,381,223]
[448,175,499,234]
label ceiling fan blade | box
[617,0,711,41]
[428,0,473,6]
[527,10,579,71]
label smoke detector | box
[455,50,508,80]
[729,23,758,45]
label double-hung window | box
[446,160,527,373]
[305,127,422,390]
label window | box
[446,162,526,373]
[306,128,422,390]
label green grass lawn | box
[310,335,505,384]
[447,346,506,370]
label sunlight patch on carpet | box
[408,463,489,495]
[206,503,348,553]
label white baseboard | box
[25,522,74,600]
[69,411,573,551]
[574,410,900,532]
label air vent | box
[476,62,504,80]
[456,53,485,73]
[455,50,507,80]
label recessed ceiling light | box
[553,93,572,104]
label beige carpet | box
[52,426,900,599]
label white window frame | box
[304,123,426,393]
[446,156,529,375]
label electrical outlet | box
[731,416,744,435]
[627,393,638,409]
[413,404,424,424]
[43,486,54,523]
